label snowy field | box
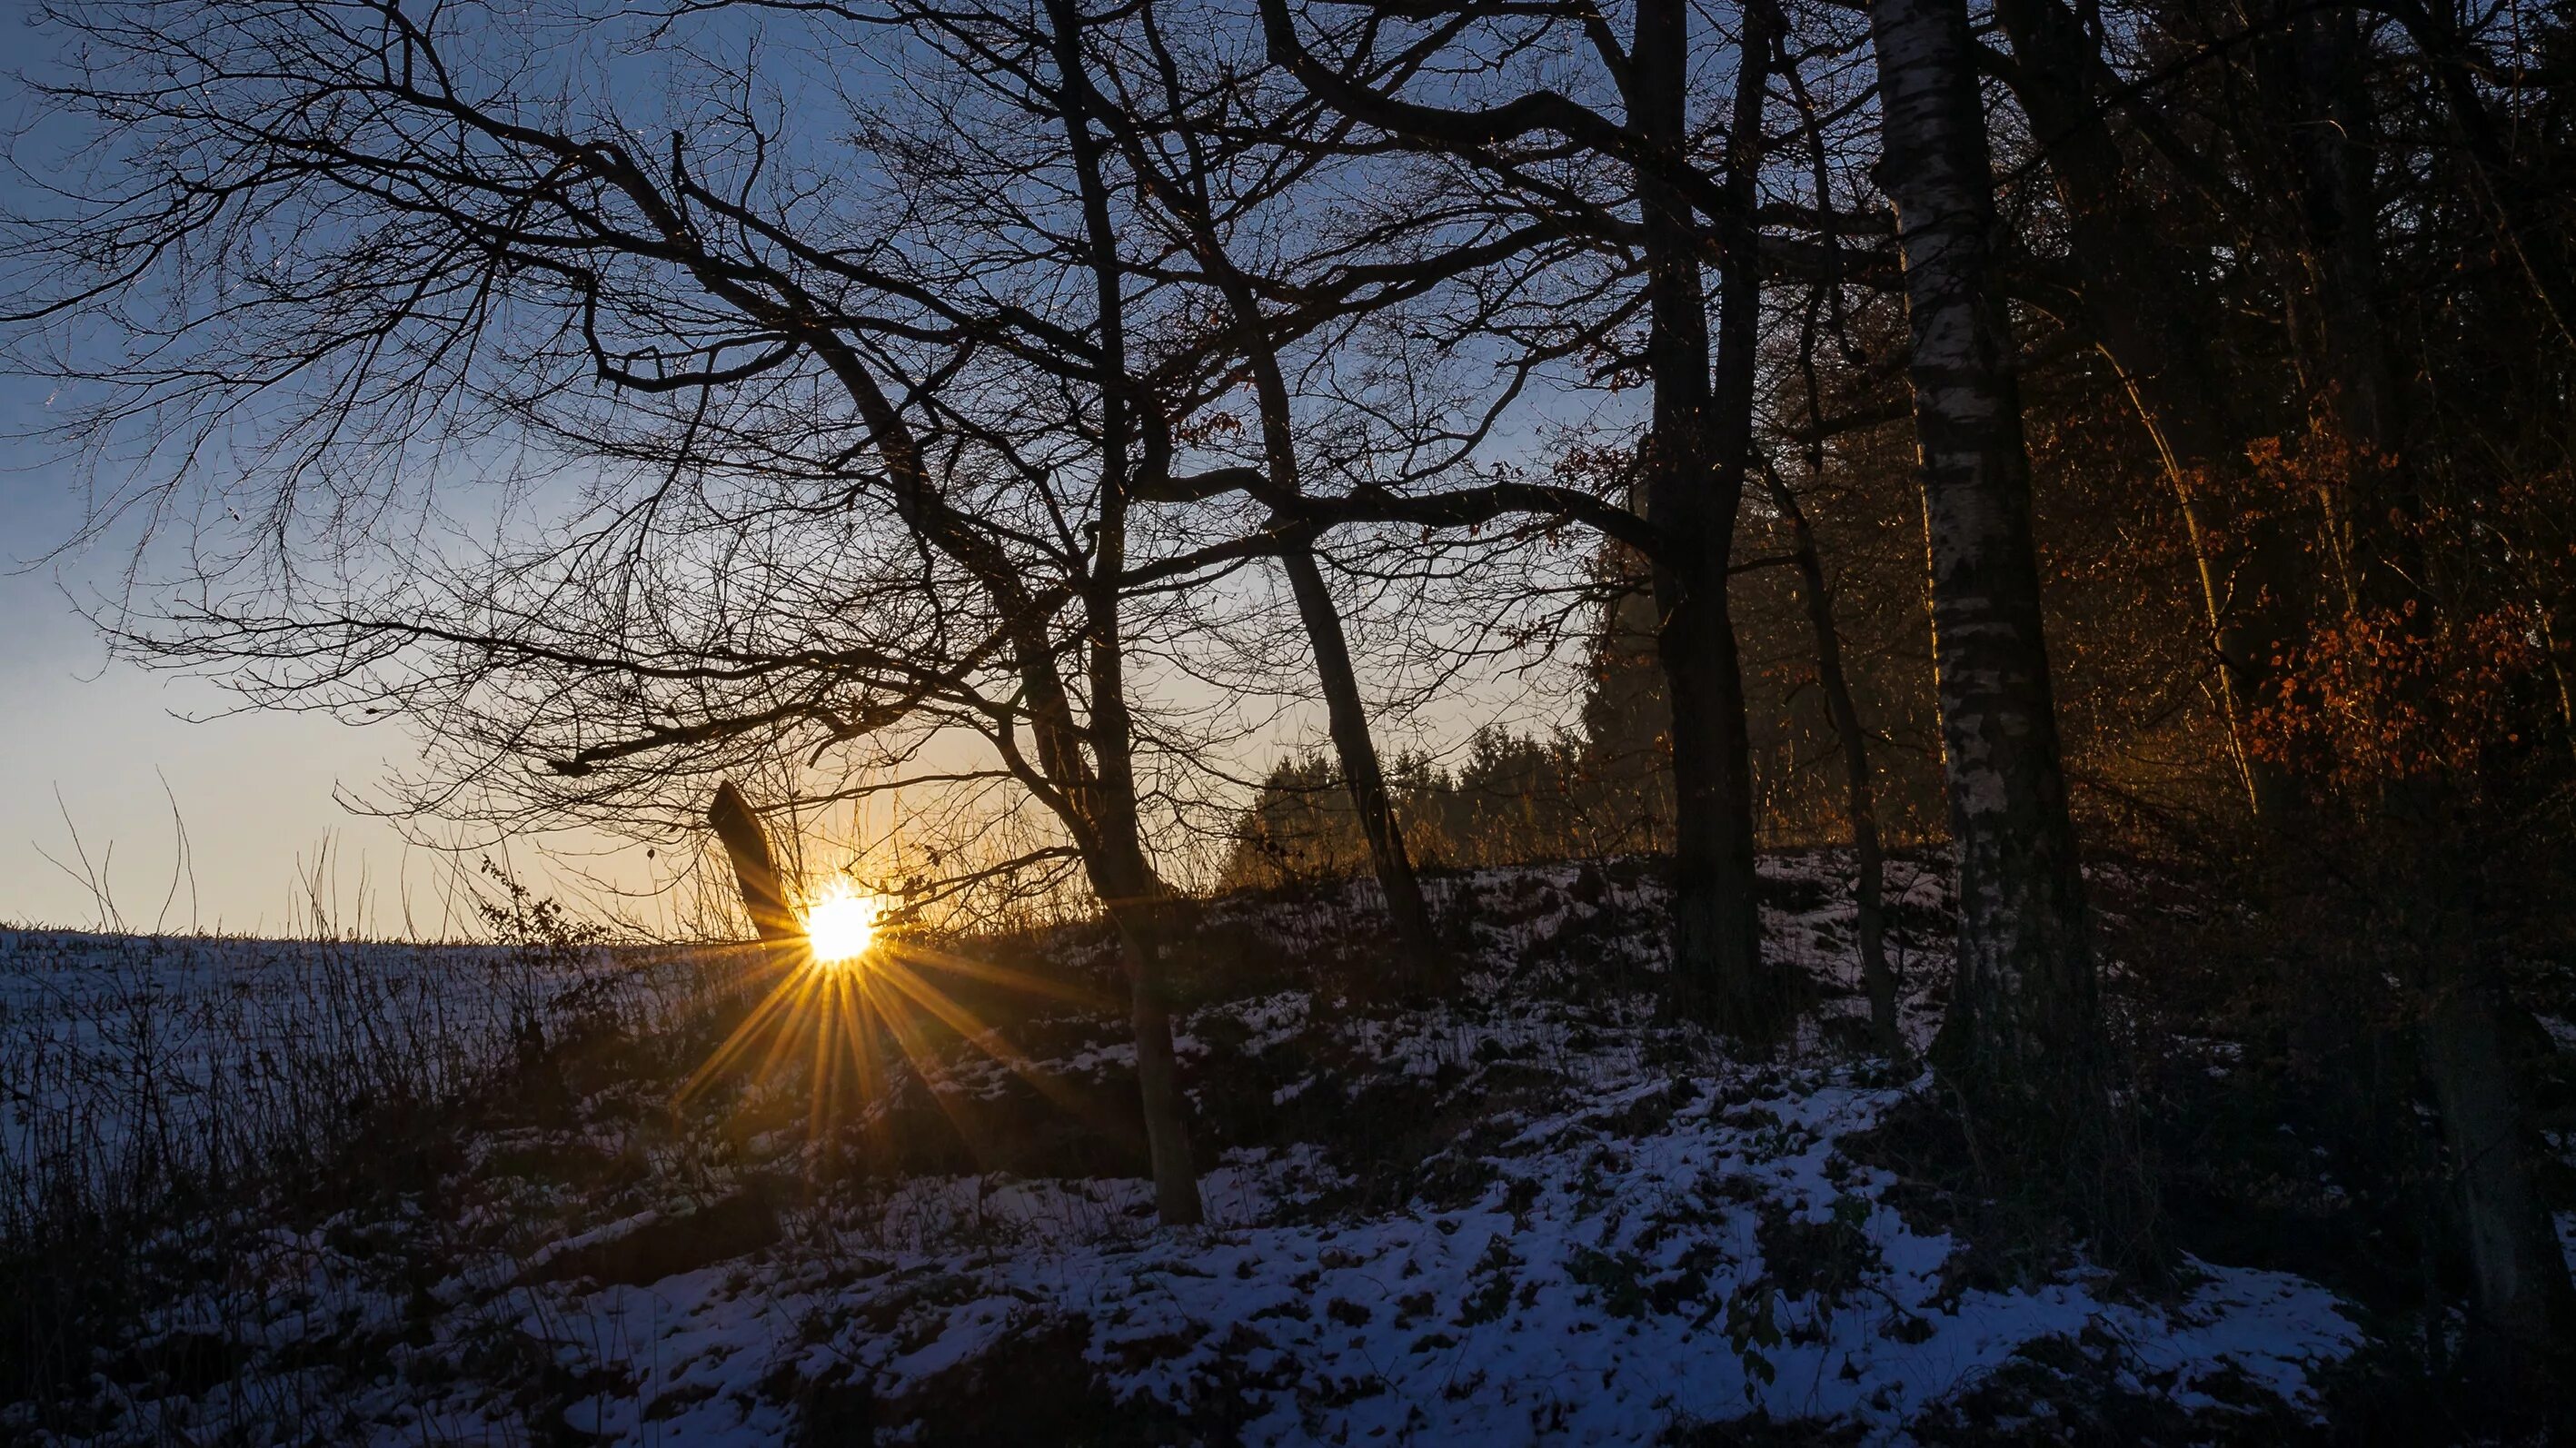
[0,858,2372,1444]
[0,927,711,1224]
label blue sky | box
[0,6,765,934]
[0,31,439,932]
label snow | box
[1,856,2370,1443]
[0,926,719,1229]
[2538,1014,2576,1055]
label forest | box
[1,0,2572,1438]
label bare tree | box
[2,0,1272,1224]
[1254,0,1825,1040]
[1049,0,1444,965]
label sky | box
[5,471,399,933]
[0,11,751,937]
[0,1,1611,938]
[0,27,395,933]
[0,461,660,937]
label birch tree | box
[1865,0,2107,1144]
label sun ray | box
[681,894,1138,1174]
[677,951,819,1103]
[868,955,1139,1146]
[745,967,828,1092]
[868,976,999,1165]
[835,975,893,1160]
[881,938,1116,1009]
[807,972,840,1146]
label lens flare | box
[802,885,880,965]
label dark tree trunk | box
[1762,466,1902,1057]
[1087,842,1208,1227]
[1047,0,1203,1225]
[1633,0,1776,1041]
[1867,0,2106,1134]
[2412,885,2576,1388]
[1278,541,1437,965]
[1093,50,1440,970]
[831,308,1206,1225]
[709,779,801,944]
[1249,0,1775,1029]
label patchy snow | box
[1,856,2370,1443]
[2538,1014,2576,1055]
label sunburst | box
[801,882,882,966]
[675,889,1121,1173]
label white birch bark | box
[1868,0,2102,1113]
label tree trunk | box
[709,779,801,944]
[1867,0,2105,1133]
[1250,0,1771,1027]
[1103,59,1443,969]
[1046,0,1204,1226]
[1762,466,1902,1057]
[2414,904,2576,1389]
[1633,0,1774,1040]
[1278,541,1437,967]
[1088,848,1208,1228]
[1692,0,1798,1042]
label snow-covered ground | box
[0,927,709,1219]
[1,858,2371,1444]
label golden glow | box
[802,884,881,965]
[676,886,1124,1176]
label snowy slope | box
[0,858,2367,1444]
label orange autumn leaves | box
[2251,600,2546,788]
[2224,425,2568,789]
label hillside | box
[0,858,2479,1443]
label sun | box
[802,884,880,966]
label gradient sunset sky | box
[0,16,1583,937]
[1,449,603,936]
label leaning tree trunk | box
[709,779,801,944]
[1867,0,2106,1139]
[1763,466,1902,1057]
[1278,541,1437,967]
[1632,0,1773,1040]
